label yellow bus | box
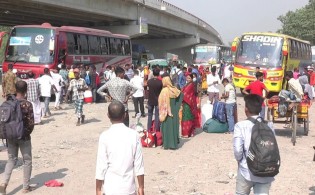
[232,32,312,94]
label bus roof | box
[196,44,230,48]
[12,23,130,39]
[242,32,311,44]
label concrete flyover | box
[0,0,223,62]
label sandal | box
[22,186,35,193]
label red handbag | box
[141,131,155,147]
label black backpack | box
[246,117,280,177]
[0,95,25,140]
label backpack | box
[203,118,228,133]
[0,95,25,140]
[171,70,180,88]
[85,74,91,85]
[246,117,280,177]
[212,101,227,123]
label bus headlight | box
[233,72,243,77]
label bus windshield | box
[6,27,55,64]
[194,46,218,64]
[236,35,283,67]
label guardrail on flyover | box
[132,0,222,42]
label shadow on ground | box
[7,168,68,195]
[309,186,315,195]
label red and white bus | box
[0,23,132,78]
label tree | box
[277,0,315,45]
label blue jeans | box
[236,171,271,195]
[226,103,235,132]
[279,90,299,101]
[147,105,160,131]
[43,96,51,116]
[260,106,266,120]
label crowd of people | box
[1,60,315,194]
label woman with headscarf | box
[158,76,183,149]
[181,74,198,138]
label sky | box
[165,0,309,44]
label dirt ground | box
[0,90,315,195]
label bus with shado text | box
[0,23,131,78]
[192,44,231,68]
[232,32,312,94]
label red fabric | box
[310,72,315,86]
[194,109,201,128]
[181,120,194,137]
[141,131,155,147]
[245,80,266,106]
[181,83,198,137]
[95,74,100,86]
[45,180,64,187]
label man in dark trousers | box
[147,68,163,131]
[0,81,35,194]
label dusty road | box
[0,91,315,195]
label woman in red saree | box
[181,74,197,137]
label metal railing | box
[132,0,221,41]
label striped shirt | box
[26,78,40,102]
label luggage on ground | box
[203,118,228,133]
[246,117,280,177]
[212,101,227,123]
[201,101,213,127]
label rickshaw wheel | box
[304,115,309,136]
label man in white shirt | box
[125,64,134,80]
[130,70,145,117]
[96,101,144,195]
[50,70,64,110]
[221,78,236,133]
[207,66,221,104]
[38,68,57,117]
[280,71,304,102]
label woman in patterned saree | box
[181,74,197,138]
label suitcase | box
[212,101,227,123]
[203,118,228,133]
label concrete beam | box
[99,25,147,38]
[133,36,200,51]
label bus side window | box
[66,33,75,54]
[89,35,100,55]
[79,34,88,55]
[124,40,131,55]
[291,40,296,59]
[100,37,107,55]
[74,34,80,54]
[110,38,117,55]
[116,39,122,55]
[121,39,125,55]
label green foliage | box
[277,0,315,45]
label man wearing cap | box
[66,68,88,126]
